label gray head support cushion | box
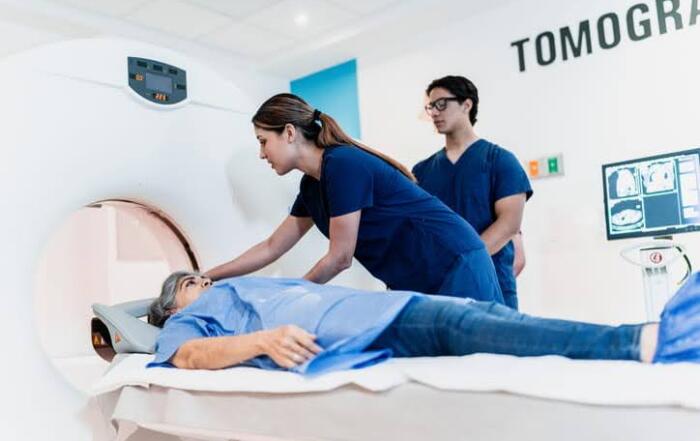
[92,299,160,358]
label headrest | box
[91,299,160,362]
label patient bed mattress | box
[92,354,700,441]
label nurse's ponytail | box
[253,93,415,182]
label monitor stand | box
[620,237,686,321]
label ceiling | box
[3,0,515,78]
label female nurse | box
[205,93,503,303]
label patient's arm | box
[171,325,322,370]
[205,215,313,281]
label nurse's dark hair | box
[252,93,416,181]
[426,75,479,125]
[148,270,200,328]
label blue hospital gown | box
[149,277,416,375]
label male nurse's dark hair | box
[252,93,415,181]
[426,75,479,125]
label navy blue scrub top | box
[290,145,484,294]
[412,139,533,296]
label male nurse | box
[413,75,532,309]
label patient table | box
[90,300,700,441]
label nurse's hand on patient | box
[259,325,323,369]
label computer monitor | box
[602,148,700,240]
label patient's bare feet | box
[639,323,659,363]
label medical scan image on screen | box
[609,199,644,231]
[603,149,700,240]
[608,167,639,199]
[641,161,675,194]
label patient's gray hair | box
[148,270,200,328]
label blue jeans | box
[369,297,642,360]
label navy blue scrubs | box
[290,145,503,303]
[413,139,532,309]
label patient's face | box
[175,275,212,311]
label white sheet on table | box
[91,353,700,409]
[91,354,407,395]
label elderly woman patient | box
[147,271,700,375]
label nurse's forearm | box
[303,253,352,284]
[512,232,526,276]
[304,211,358,283]
[482,194,526,255]
[205,239,278,281]
[480,217,520,255]
[205,215,313,281]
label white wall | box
[357,0,700,324]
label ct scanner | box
[0,37,278,439]
[3,38,700,441]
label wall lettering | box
[511,0,699,72]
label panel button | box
[176,84,186,90]
[169,68,178,75]
[136,60,147,68]
[153,64,163,72]
[152,93,169,102]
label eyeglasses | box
[424,97,461,114]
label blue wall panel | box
[290,59,361,139]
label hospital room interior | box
[3,0,700,439]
